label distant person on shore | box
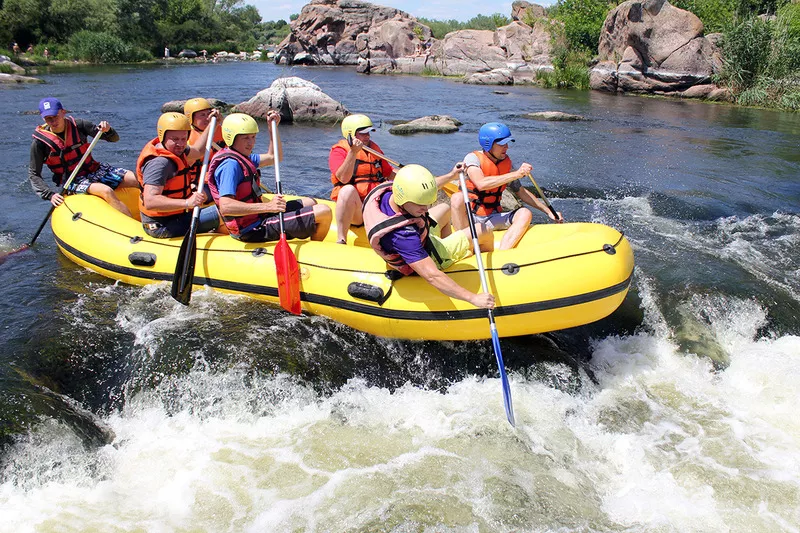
[43,48,49,59]
[164,46,170,58]
[28,97,138,216]
[329,114,395,244]
[12,41,20,54]
[26,44,33,54]
[362,164,495,308]
[136,112,222,238]
[207,112,331,243]
[449,122,563,250]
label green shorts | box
[429,226,472,270]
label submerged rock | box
[0,73,43,84]
[522,111,587,121]
[389,115,461,135]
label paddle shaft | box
[29,131,104,247]
[189,117,217,226]
[526,173,561,221]
[270,120,287,233]
[457,170,515,427]
[171,117,218,304]
[359,145,403,169]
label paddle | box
[526,173,562,221]
[457,169,515,427]
[171,116,217,305]
[359,144,404,169]
[270,120,301,315]
[0,131,104,265]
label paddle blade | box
[171,226,197,305]
[0,244,29,266]
[275,234,301,315]
[491,324,515,427]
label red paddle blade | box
[275,235,301,315]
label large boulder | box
[275,0,557,82]
[591,0,723,94]
[274,0,431,67]
[234,77,348,123]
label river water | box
[0,62,798,532]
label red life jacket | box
[207,148,263,237]
[330,139,387,201]
[466,150,513,216]
[362,182,432,276]
[32,116,101,185]
[135,138,194,218]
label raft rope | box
[62,202,626,277]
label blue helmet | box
[478,122,515,152]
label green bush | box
[717,17,773,90]
[671,0,738,33]
[419,13,511,39]
[0,63,14,74]
[549,0,614,53]
[67,31,150,63]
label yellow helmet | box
[392,164,437,206]
[184,97,213,123]
[221,113,259,146]
[157,112,191,143]
[341,114,374,139]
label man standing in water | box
[28,97,139,216]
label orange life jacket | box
[466,150,513,216]
[207,148,263,237]
[32,116,101,185]
[135,138,194,218]
[330,139,387,201]
[187,125,225,184]
[362,182,434,276]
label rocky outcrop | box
[274,0,556,82]
[388,115,462,135]
[0,56,41,83]
[274,0,431,69]
[590,0,724,97]
[234,77,348,122]
[512,1,546,21]
[0,72,43,84]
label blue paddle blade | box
[491,325,515,427]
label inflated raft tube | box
[51,189,634,341]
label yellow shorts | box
[429,226,472,270]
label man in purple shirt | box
[363,164,495,309]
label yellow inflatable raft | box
[51,189,634,341]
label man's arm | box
[516,186,562,221]
[467,162,531,192]
[74,118,119,142]
[217,195,285,217]
[28,140,55,200]
[408,256,494,309]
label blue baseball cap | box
[38,97,63,117]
